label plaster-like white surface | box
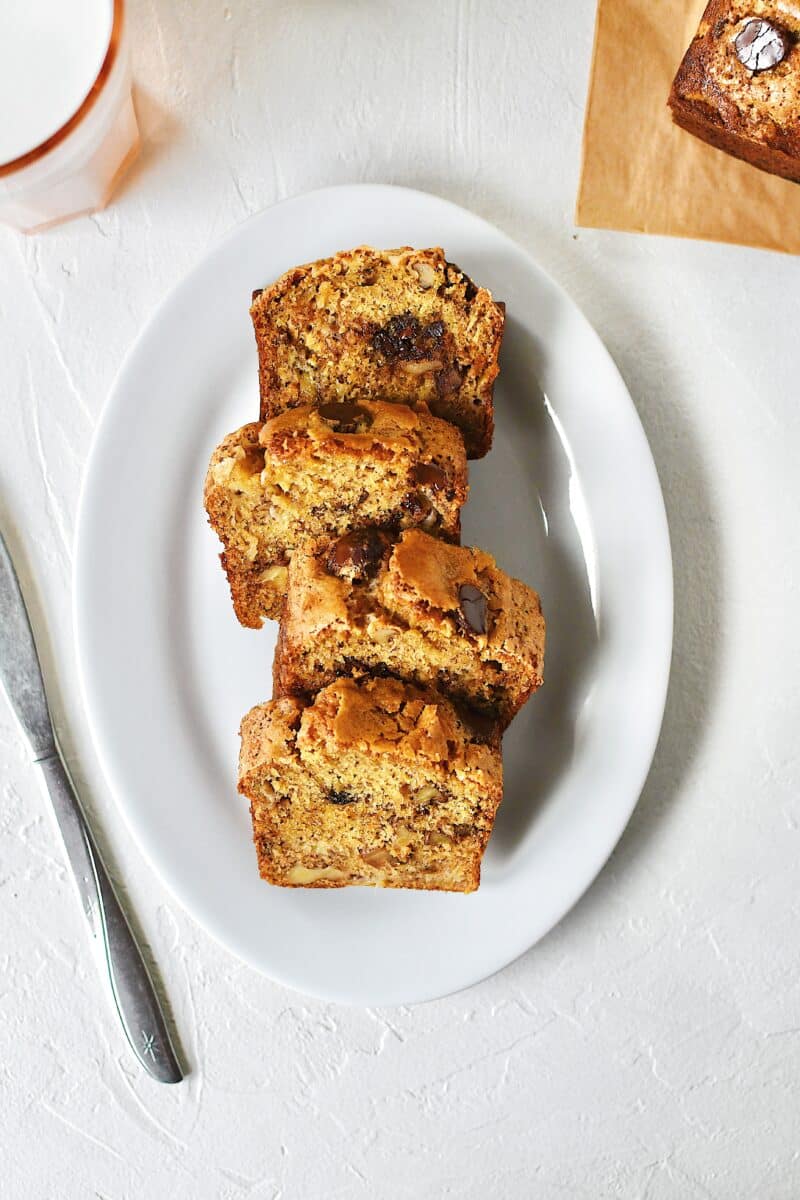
[1,2,798,1196]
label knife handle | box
[37,754,184,1084]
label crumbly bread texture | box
[238,676,503,892]
[204,401,468,627]
[274,529,545,727]
[250,246,505,459]
[669,2,800,182]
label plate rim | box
[73,182,673,1005]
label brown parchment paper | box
[576,0,800,253]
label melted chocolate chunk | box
[371,313,447,362]
[436,365,464,397]
[325,529,388,580]
[442,261,479,302]
[327,790,357,805]
[455,703,501,747]
[401,492,433,521]
[457,583,488,635]
[734,17,787,71]
[411,463,448,492]
[251,288,264,302]
[241,445,265,475]
[317,402,373,433]
[342,656,392,678]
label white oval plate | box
[75,185,672,1006]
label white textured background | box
[2,1,799,1196]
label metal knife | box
[0,531,183,1085]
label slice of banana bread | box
[238,676,503,892]
[204,401,468,627]
[250,246,505,459]
[274,528,545,726]
[669,3,800,182]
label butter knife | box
[0,531,183,1084]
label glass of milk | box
[0,0,138,233]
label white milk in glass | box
[0,0,113,164]
[0,0,138,232]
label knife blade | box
[0,530,184,1084]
